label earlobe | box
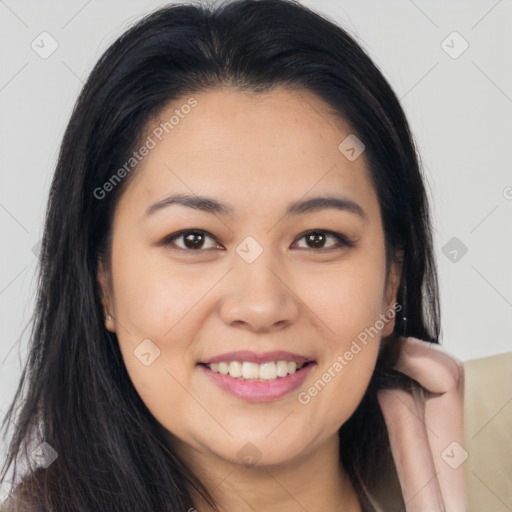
[384,259,400,306]
[382,256,403,337]
[97,259,115,332]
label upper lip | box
[200,350,313,365]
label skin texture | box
[98,86,401,512]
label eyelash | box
[160,229,356,253]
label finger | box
[393,337,464,394]
[378,388,445,512]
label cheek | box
[109,246,213,437]
[295,254,386,426]
[110,243,200,339]
[301,253,387,343]
[120,356,202,443]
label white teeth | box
[228,361,242,378]
[259,362,276,380]
[206,360,307,381]
[276,360,289,377]
[242,362,259,379]
[218,362,229,375]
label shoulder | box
[464,351,512,511]
[0,488,35,512]
[0,467,53,512]
[0,495,19,512]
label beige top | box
[1,352,511,511]
[462,351,512,512]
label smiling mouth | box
[199,360,314,382]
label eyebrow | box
[144,193,366,220]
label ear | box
[381,252,403,338]
[97,258,115,332]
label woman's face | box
[99,86,400,468]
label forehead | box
[119,86,379,221]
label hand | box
[377,336,465,512]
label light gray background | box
[1,0,511,467]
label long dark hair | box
[0,1,440,510]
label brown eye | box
[163,230,223,251]
[294,230,355,251]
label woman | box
[0,1,467,510]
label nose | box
[218,250,301,333]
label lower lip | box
[199,363,315,402]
